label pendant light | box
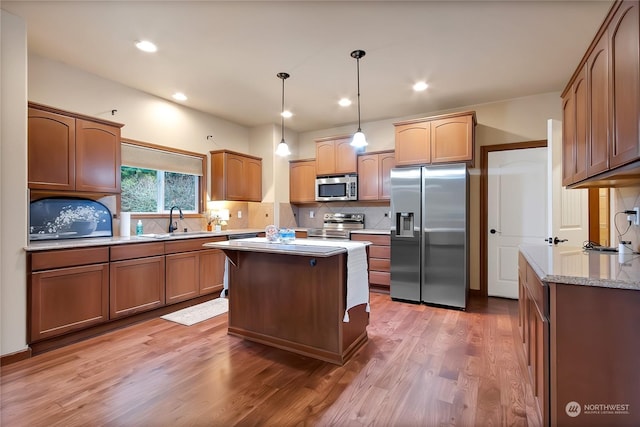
[350,50,368,148]
[276,72,292,157]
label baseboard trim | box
[469,288,483,297]
[1,348,32,366]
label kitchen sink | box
[137,231,219,239]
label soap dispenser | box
[136,220,143,235]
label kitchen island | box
[519,245,640,427]
[204,238,370,365]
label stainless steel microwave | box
[315,175,358,202]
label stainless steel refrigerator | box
[390,164,469,309]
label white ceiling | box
[2,1,613,133]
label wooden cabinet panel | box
[431,115,474,163]
[31,246,109,271]
[610,1,640,168]
[315,141,336,176]
[394,112,475,167]
[352,233,390,246]
[210,150,262,202]
[334,138,358,174]
[29,263,109,342]
[28,108,76,191]
[369,271,390,286]
[290,160,316,203]
[166,252,199,304]
[199,249,225,295]
[27,103,123,193]
[394,121,431,166]
[245,157,263,202]
[562,67,588,186]
[587,35,610,177]
[357,151,395,201]
[315,137,357,176]
[379,152,395,200]
[110,256,165,319]
[357,154,379,201]
[110,242,165,261]
[574,68,589,182]
[562,1,640,188]
[75,119,121,193]
[352,233,391,293]
[519,252,549,426]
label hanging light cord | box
[281,75,285,141]
[356,56,362,132]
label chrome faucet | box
[168,206,184,233]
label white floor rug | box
[161,298,228,326]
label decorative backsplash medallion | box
[29,198,113,241]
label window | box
[120,140,206,214]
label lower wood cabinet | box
[518,253,548,426]
[165,237,226,304]
[27,236,227,348]
[110,256,165,319]
[109,242,166,319]
[351,233,390,293]
[28,246,110,343]
[30,263,109,342]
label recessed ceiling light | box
[135,40,157,53]
[338,98,352,107]
[413,81,429,92]
[281,110,292,118]
[172,92,187,101]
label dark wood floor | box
[1,293,541,427]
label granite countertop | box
[204,237,369,258]
[350,229,391,235]
[520,244,640,291]
[25,229,265,252]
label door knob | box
[546,236,568,245]
[490,229,500,234]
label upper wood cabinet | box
[289,159,316,204]
[562,65,588,186]
[393,111,476,167]
[394,121,431,166]
[586,34,610,177]
[610,1,640,169]
[357,151,395,201]
[28,102,123,193]
[562,0,640,188]
[210,150,262,202]
[315,136,357,176]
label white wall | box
[28,54,252,195]
[1,10,28,356]
[298,92,564,291]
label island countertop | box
[203,237,369,257]
[520,244,640,290]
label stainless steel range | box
[307,213,365,240]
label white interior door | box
[547,119,589,247]
[488,147,548,298]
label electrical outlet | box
[634,207,640,226]
[237,210,242,219]
[310,211,314,219]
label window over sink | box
[120,139,207,214]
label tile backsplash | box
[614,186,640,252]
[295,202,391,230]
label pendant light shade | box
[276,72,292,157]
[350,50,368,148]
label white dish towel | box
[343,243,370,322]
